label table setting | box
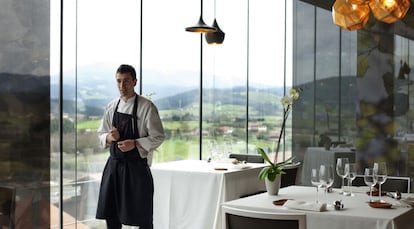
[209,158,254,171]
[222,157,414,229]
[222,184,414,229]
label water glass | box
[336,158,349,195]
[364,168,376,202]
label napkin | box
[283,199,327,212]
[394,197,414,208]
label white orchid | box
[258,87,303,181]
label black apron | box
[96,96,154,227]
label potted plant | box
[258,87,302,195]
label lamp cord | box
[214,0,216,18]
[201,0,203,18]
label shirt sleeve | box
[135,100,165,157]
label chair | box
[353,175,411,193]
[229,153,264,163]
[281,162,301,188]
[381,176,411,193]
[222,205,306,229]
[0,186,15,229]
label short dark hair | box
[116,64,137,80]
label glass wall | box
[291,0,414,182]
[142,0,200,162]
[5,0,414,228]
[1,0,51,228]
[203,0,249,160]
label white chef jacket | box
[97,94,165,166]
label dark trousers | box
[106,218,154,229]
[106,218,121,229]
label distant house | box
[248,122,267,133]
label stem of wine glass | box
[347,178,350,195]
[316,186,319,203]
[341,177,344,193]
[369,186,372,202]
[379,184,382,202]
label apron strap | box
[112,99,121,127]
[132,95,139,138]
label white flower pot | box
[265,174,282,195]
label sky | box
[50,0,291,88]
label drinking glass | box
[222,135,233,159]
[374,162,387,202]
[345,163,356,196]
[207,140,218,162]
[336,158,349,195]
[364,168,376,202]
[319,164,334,203]
[311,168,321,203]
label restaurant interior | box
[1,0,414,228]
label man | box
[96,64,165,229]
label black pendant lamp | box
[185,0,216,33]
[205,19,225,44]
[205,0,225,44]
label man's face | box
[116,72,137,99]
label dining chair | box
[353,175,411,193]
[382,176,411,193]
[229,153,264,163]
[0,186,16,229]
[222,205,306,229]
[281,162,301,188]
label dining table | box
[150,159,266,229]
[302,147,356,188]
[221,185,414,229]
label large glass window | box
[142,0,200,162]
[203,0,249,160]
[248,0,291,161]
[292,0,316,159]
[8,0,414,228]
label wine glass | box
[345,163,357,196]
[311,168,321,203]
[336,158,349,195]
[374,162,387,202]
[319,164,334,204]
[364,167,376,202]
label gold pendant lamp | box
[369,0,411,24]
[348,0,369,4]
[332,0,370,31]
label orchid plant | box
[258,87,302,182]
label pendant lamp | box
[348,0,368,5]
[205,0,225,44]
[332,0,370,31]
[185,0,216,33]
[369,0,411,24]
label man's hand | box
[117,139,137,152]
[106,126,120,143]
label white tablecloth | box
[151,160,266,229]
[302,147,356,188]
[222,185,414,229]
